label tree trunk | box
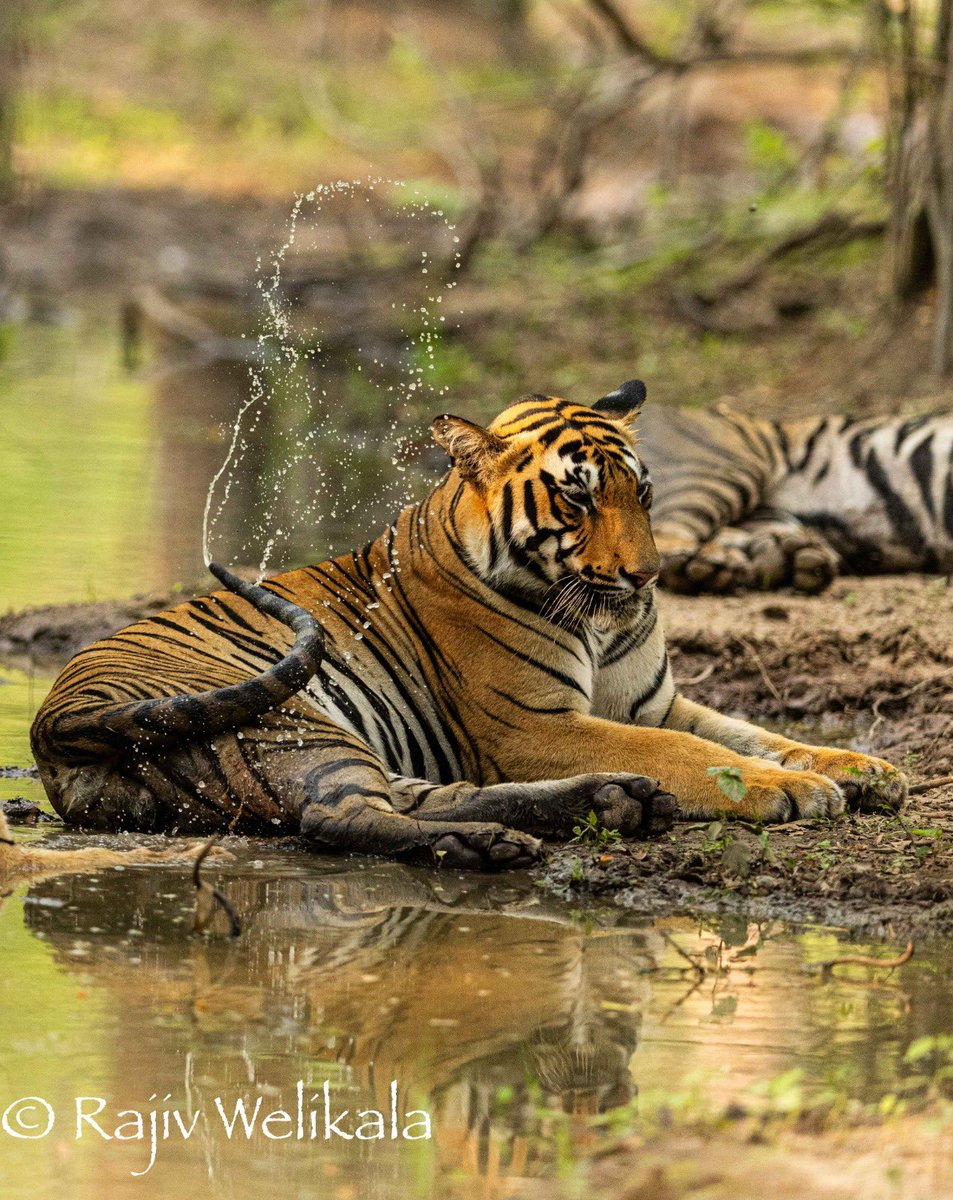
[926,14,953,372]
[0,1,20,205]
[883,0,953,372]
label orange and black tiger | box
[640,402,953,594]
[31,381,907,868]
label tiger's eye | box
[562,486,592,511]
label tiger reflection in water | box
[23,861,662,1181]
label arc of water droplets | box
[202,177,463,583]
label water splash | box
[202,177,462,578]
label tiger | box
[30,380,908,869]
[641,402,953,594]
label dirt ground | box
[3,574,952,936]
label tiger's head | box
[432,380,659,630]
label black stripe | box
[629,655,670,720]
[865,448,926,554]
[910,433,936,518]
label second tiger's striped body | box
[641,405,953,593]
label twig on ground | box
[736,637,783,703]
[679,661,717,686]
[909,774,953,795]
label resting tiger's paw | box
[745,522,840,595]
[743,767,845,822]
[805,751,908,814]
[659,526,756,594]
[577,773,677,838]
[431,825,542,871]
[654,529,702,595]
[661,522,840,595]
[686,763,845,823]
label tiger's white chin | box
[588,595,650,633]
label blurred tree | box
[882,0,953,372]
[0,0,22,205]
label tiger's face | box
[432,381,659,631]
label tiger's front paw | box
[655,528,702,595]
[744,766,845,822]
[695,763,845,823]
[807,751,908,814]
[587,774,678,838]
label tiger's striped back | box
[639,403,953,577]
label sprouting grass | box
[568,810,623,849]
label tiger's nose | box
[619,568,658,590]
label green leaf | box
[708,765,748,803]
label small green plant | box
[568,810,622,848]
[700,820,738,857]
[707,765,748,804]
[757,827,777,864]
[805,838,834,870]
[910,825,945,863]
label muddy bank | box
[2,575,952,934]
[0,583,210,667]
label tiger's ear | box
[593,379,647,426]
[431,414,506,484]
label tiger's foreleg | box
[387,772,677,845]
[494,712,850,824]
[663,694,907,813]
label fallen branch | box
[693,214,887,308]
[909,774,953,795]
[123,288,266,369]
[814,940,913,977]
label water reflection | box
[0,312,436,610]
[0,843,948,1198]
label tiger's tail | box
[31,562,324,764]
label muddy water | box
[0,838,950,1200]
